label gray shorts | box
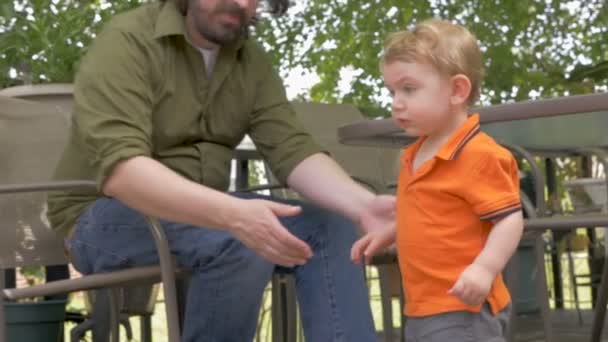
[404,303,511,342]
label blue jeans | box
[67,192,376,342]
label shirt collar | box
[435,113,481,160]
[401,136,424,168]
[153,2,246,52]
[400,114,481,170]
[153,2,187,39]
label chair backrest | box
[0,84,74,114]
[290,102,400,194]
[0,95,71,268]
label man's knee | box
[180,232,272,277]
[292,204,358,248]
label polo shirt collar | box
[435,113,481,160]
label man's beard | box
[191,0,249,45]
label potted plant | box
[4,266,68,342]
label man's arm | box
[246,43,395,228]
[287,153,395,231]
[103,156,239,229]
[103,156,312,266]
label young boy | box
[351,19,524,341]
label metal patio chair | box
[0,95,181,342]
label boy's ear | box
[449,74,472,106]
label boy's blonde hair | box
[381,19,484,106]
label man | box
[48,0,395,340]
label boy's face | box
[383,60,453,137]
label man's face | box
[187,0,258,46]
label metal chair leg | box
[271,274,284,342]
[283,275,298,342]
[141,315,153,342]
[109,288,121,342]
[378,266,395,342]
[565,238,584,325]
[0,269,6,342]
[503,250,519,342]
[590,254,608,342]
[400,295,406,342]
[71,318,94,342]
[534,234,554,342]
[271,273,298,342]
[176,275,190,333]
[92,289,111,342]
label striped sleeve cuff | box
[480,203,522,222]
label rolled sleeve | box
[464,152,521,222]
[73,27,154,189]
[248,61,323,184]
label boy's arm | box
[448,210,523,305]
[450,149,523,305]
[473,210,524,277]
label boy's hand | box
[447,263,495,306]
[351,226,396,265]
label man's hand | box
[229,198,313,267]
[351,226,396,265]
[357,194,396,233]
[447,263,495,306]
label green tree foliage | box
[0,0,143,87]
[255,0,608,112]
[2,0,607,114]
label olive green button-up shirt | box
[47,2,323,236]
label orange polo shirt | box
[396,114,521,317]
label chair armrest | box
[0,180,174,281]
[3,265,188,301]
[236,183,286,193]
[525,214,608,231]
[237,176,387,194]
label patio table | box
[336,92,608,342]
[337,92,608,152]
